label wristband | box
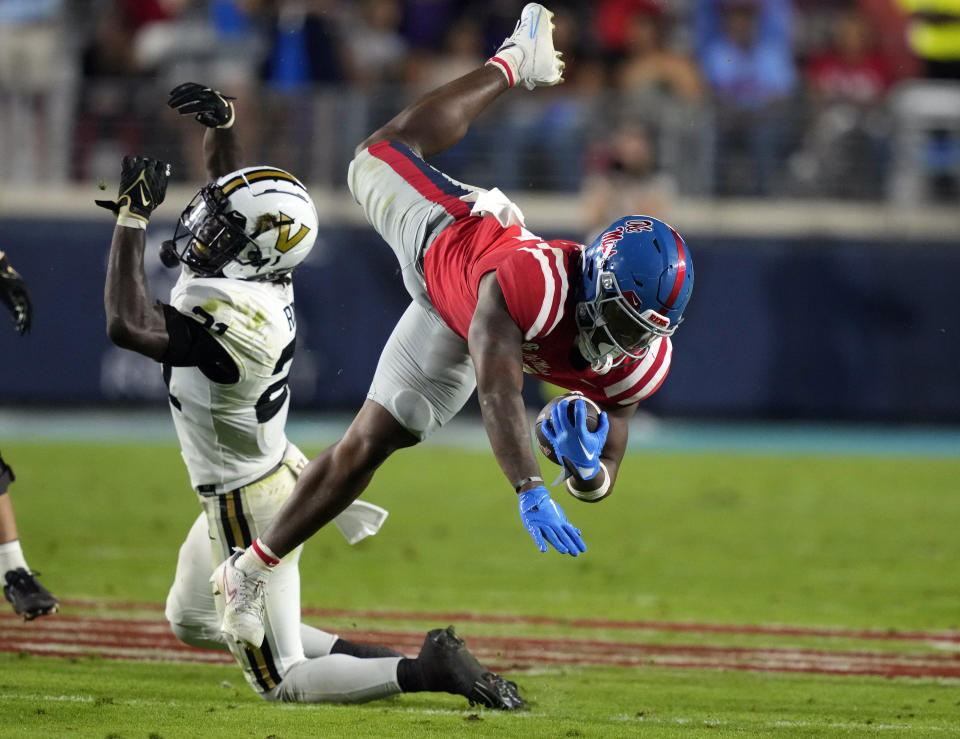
[116,213,147,230]
[566,462,610,501]
[514,475,543,493]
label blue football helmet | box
[575,216,693,373]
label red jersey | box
[807,51,890,104]
[423,215,672,407]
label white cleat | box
[488,3,564,90]
[211,549,266,649]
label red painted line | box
[12,620,956,670]
[58,599,960,644]
[0,644,235,665]
[63,599,165,611]
[7,638,956,679]
[3,614,172,631]
[301,609,960,645]
[613,659,960,680]
[466,633,960,662]
[0,629,202,652]
[4,614,959,679]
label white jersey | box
[166,273,297,493]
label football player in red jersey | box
[217,3,693,647]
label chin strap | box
[578,334,615,375]
[591,355,614,374]
[586,339,638,375]
[160,240,180,268]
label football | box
[535,391,602,465]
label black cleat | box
[418,626,526,710]
[3,568,59,621]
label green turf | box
[1,440,959,737]
[1,654,957,738]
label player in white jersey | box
[164,272,296,494]
[99,82,523,709]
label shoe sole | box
[217,606,265,650]
[521,5,564,88]
[470,672,526,710]
[221,625,263,651]
[20,603,59,621]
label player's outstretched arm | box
[469,273,585,557]
[99,156,171,360]
[167,82,239,181]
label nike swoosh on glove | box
[95,156,171,223]
[540,398,609,480]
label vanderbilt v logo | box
[275,212,310,253]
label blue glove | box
[540,398,609,480]
[518,486,586,556]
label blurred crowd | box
[1,0,959,221]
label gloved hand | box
[0,251,31,335]
[168,82,236,129]
[540,398,609,480]
[95,156,171,226]
[518,486,586,556]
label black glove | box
[0,449,14,492]
[168,82,236,129]
[95,156,171,225]
[0,251,32,335]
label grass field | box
[1,431,959,737]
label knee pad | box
[168,618,225,650]
[384,389,435,439]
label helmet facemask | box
[167,184,265,278]
[576,269,676,373]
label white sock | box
[235,538,278,575]
[486,51,520,87]
[0,539,29,574]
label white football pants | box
[164,450,402,702]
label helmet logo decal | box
[621,290,644,313]
[642,309,670,329]
[599,219,655,263]
[599,226,624,261]
[250,211,311,254]
[624,218,654,233]
[275,212,311,254]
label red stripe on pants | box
[368,142,471,219]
